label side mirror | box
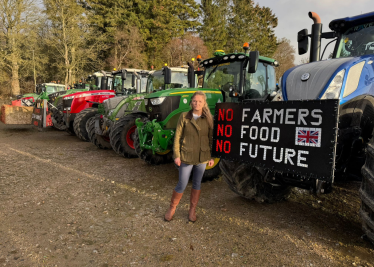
[248,51,259,73]
[298,29,309,55]
[121,71,127,80]
[132,74,136,87]
[163,67,171,84]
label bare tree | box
[106,26,146,70]
[273,38,296,81]
[162,33,209,68]
[0,0,39,96]
[44,0,107,86]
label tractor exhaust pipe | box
[308,12,322,62]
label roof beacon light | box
[164,63,168,67]
[243,42,249,53]
[197,55,202,62]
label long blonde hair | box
[190,91,214,129]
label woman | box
[164,91,215,222]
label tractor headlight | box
[150,97,166,105]
[64,96,75,100]
[144,99,148,105]
[321,69,346,99]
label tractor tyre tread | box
[87,117,111,149]
[73,108,98,141]
[220,160,291,203]
[360,138,374,245]
[51,103,66,131]
[109,113,146,158]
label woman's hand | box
[174,157,181,166]
[208,159,215,167]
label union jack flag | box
[295,127,321,147]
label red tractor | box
[62,71,117,139]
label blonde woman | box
[165,91,215,222]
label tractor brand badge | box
[183,98,188,104]
[301,73,310,81]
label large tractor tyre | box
[109,114,147,158]
[173,158,221,183]
[51,103,66,131]
[73,108,98,141]
[220,160,291,203]
[86,117,111,150]
[360,135,374,244]
[134,128,173,165]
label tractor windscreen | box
[123,73,134,90]
[141,76,148,93]
[112,75,122,92]
[336,22,374,58]
[146,70,188,93]
[107,77,113,90]
[244,62,276,99]
[170,72,189,89]
[203,61,241,96]
[46,86,64,94]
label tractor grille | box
[49,91,67,104]
[146,96,181,122]
[103,96,128,111]
[63,98,73,111]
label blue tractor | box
[221,11,374,244]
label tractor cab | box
[85,71,113,91]
[201,49,278,103]
[111,68,147,95]
[146,66,190,93]
[35,83,66,95]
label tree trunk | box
[11,60,20,96]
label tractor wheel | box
[73,108,98,141]
[87,117,111,149]
[51,103,66,131]
[134,125,173,165]
[109,114,147,158]
[360,134,374,244]
[173,158,221,183]
[220,160,291,203]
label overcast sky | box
[256,0,372,64]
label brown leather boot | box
[164,190,183,221]
[188,189,201,222]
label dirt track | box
[0,123,373,266]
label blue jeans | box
[174,163,207,193]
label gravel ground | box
[0,123,373,267]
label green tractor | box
[134,50,278,181]
[88,66,192,159]
[15,83,66,107]
[86,68,149,150]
